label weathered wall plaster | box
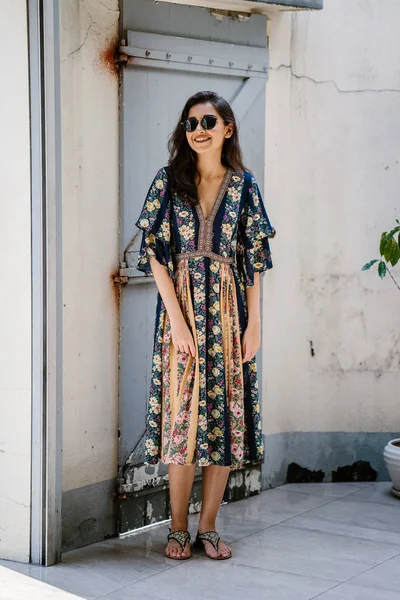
[262,1,400,471]
[60,0,120,548]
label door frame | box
[29,0,63,566]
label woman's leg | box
[198,465,232,558]
[166,463,196,558]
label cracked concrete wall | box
[0,0,31,562]
[263,1,400,439]
[60,0,119,517]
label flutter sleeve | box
[135,167,175,280]
[236,172,276,287]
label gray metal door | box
[118,5,269,534]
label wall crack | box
[97,0,119,13]
[270,64,400,94]
[1,496,29,509]
[67,17,94,59]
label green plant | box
[362,219,400,291]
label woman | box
[135,90,275,561]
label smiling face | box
[185,102,234,156]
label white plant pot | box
[383,438,400,498]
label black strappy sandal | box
[194,530,232,560]
[165,529,191,560]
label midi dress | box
[135,166,276,471]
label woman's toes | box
[166,539,190,559]
[166,543,177,558]
[206,542,221,558]
[219,542,231,558]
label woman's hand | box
[243,272,261,363]
[242,321,260,363]
[148,256,196,358]
[170,317,196,357]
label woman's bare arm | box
[242,272,261,362]
[149,255,196,357]
[245,271,261,325]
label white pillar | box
[0,0,32,563]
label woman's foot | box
[165,529,191,560]
[196,528,232,559]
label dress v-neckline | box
[196,168,233,223]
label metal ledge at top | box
[252,0,322,7]
[156,0,323,15]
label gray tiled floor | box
[1,482,400,600]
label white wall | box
[60,0,119,493]
[263,0,400,436]
[0,0,32,562]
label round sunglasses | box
[181,114,222,133]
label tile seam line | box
[308,549,400,600]
[219,485,342,513]
[220,493,340,525]
[215,505,339,530]
[336,496,400,508]
[274,485,368,495]
[93,564,179,600]
[274,517,400,560]
[282,492,397,506]
[211,558,342,583]
[276,485,370,498]
[206,562,340,580]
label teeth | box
[195,138,210,142]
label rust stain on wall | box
[97,35,119,78]
[111,268,126,310]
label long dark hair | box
[167,91,248,205]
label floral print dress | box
[135,166,275,470]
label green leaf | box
[378,261,387,278]
[387,226,400,238]
[380,232,388,256]
[361,259,379,271]
[390,241,400,267]
[384,237,398,263]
